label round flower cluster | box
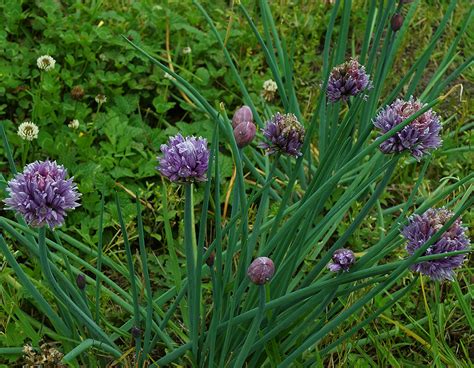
[68,119,80,129]
[327,248,356,272]
[373,97,442,160]
[17,121,39,141]
[262,79,278,102]
[4,160,81,228]
[37,55,56,71]
[259,113,305,157]
[326,58,372,103]
[401,208,470,281]
[157,134,210,183]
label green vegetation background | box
[0,0,472,366]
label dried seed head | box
[71,86,85,100]
[247,257,275,285]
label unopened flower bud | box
[247,257,275,285]
[206,251,215,267]
[391,13,404,32]
[131,326,141,338]
[234,121,256,148]
[76,274,86,290]
[232,105,253,129]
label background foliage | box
[0,0,472,366]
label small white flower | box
[262,79,278,102]
[17,121,39,141]
[37,55,56,71]
[263,79,278,92]
[68,119,80,129]
[95,94,107,104]
[182,46,192,55]
[164,72,176,81]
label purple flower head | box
[258,113,305,157]
[328,248,356,272]
[326,58,372,103]
[373,97,442,160]
[157,134,209,183]
[247,257,275,285]
[401,208,470,281]
[232,105,253,129]
[4,160,81,228]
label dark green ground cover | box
[0,0,472,366]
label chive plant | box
[0,0,472,366]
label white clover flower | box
[182,46,192,55]
[164,72,176,81]
[95,94,107,104]
[262,79,278,102]
[17,121,39,141]
[263,79,278,92]
[37,55,56,71]
[68,119,79,129]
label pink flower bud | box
[234,121,256,148]
[247,257,275,285]
[232,105,253,129]
[391,13,404,32]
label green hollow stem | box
[184,183,198,364]
[232,285,266,368]
[37,227,118,350]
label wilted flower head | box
[262,79,278,102]
[17,121,39,141]
[68,119,79,129]
[182,46,192,55]
[259,113,305,157]
[247,257,275,285]
[37,55,56,71]
[401,208,470,281]
[326,58,372,103]
[373,97,442,160]
[71,85,85,100]
[328,248,356,272]
[4,160,81,228]
[157,134,209,183]
[232,105,253,129]
[95,94,107,104]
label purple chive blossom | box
[328,248,356,272]
[157,134,209,183]
[401,208,470,281]
[326,58,372,103]
[247,257,275,285]
[258,113,305,157]
[373,97,442,160]
[4,160,80,228]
